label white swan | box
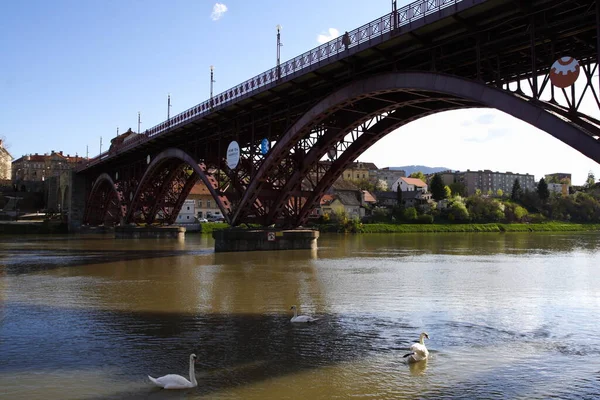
[290,305,318,323]
[148,353,198,389]
[403,332,429,363]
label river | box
[1,232,599,399]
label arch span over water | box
[233,71,600,226]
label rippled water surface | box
[1,232,599,399]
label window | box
[198,200,202,208]
[207,200,211,208]
[186,206,190,211]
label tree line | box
[355,171,600,224]
[406,171,600,224]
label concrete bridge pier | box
[68,172,87,232]
[213,228,319,253]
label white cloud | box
[210,3,228,21]
[317,28,340,44]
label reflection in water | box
[408,359,427,376]
[0,232,599,399]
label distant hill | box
[387,165,453,176]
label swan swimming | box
[148,353,198,389]
[403,332,429,363]
[290,305,318,323]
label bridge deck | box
[78,0,598,174]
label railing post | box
[530,15,538,99]
[597,0,600,91]
[392,0,398,32]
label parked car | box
[197,218,208,223]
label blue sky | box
[1,0,599,185]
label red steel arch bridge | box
[78,0,600,229]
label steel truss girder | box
[125,148,233,225]
[232,71,600,227]
[503,62,600,139]
[469,6,600,127]
[153,163,191,224]
[219,156,265,219]
[266,97,458,226]
[294,106,459,227]
[83,173,125,226]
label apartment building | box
[459,169,535,196]
[12,151,85,182]
[437,170,459,186]
[371,167,406,190]
[339,161,378,181]
[545,173,572,184]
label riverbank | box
[3,221,597,236]
[0,220,68,234]
[317,222,600,233]
[191,221,600,234]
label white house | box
[176,199,196,223]
[392,177,428,192]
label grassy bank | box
[318,222,600,233]
[195,222,231,235]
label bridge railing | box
[81,0,462,170]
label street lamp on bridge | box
[392,0,398,31]
[210,65,215,104]
[276,24,283,80]
[167,93,171,121]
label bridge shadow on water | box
[1,301,419,399]
[0,248,211,275]
[0,234,213,275]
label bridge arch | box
[125,148,231,225]
[83,173,125,226]
[234,71,600,226]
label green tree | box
[537,177,550,201]
[466,196,504,222]
[449,182,466,197]
[514,205,528,221]
[444,185,452,199]
[511,178,523,201]
[409,171,426,181]
[448,201,469,221]
[504,203,529,222]
[430,174,446,201]
[475,188,482,197]
[349,178,374,192]
[403,206,417,221]
[559,177,571,186]
[586,170,595,187]
[496,189,504,198]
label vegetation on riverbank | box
[196,219,600,235]
[197,222,231,235]
[313,178,600,233]
[316,221,600,233]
